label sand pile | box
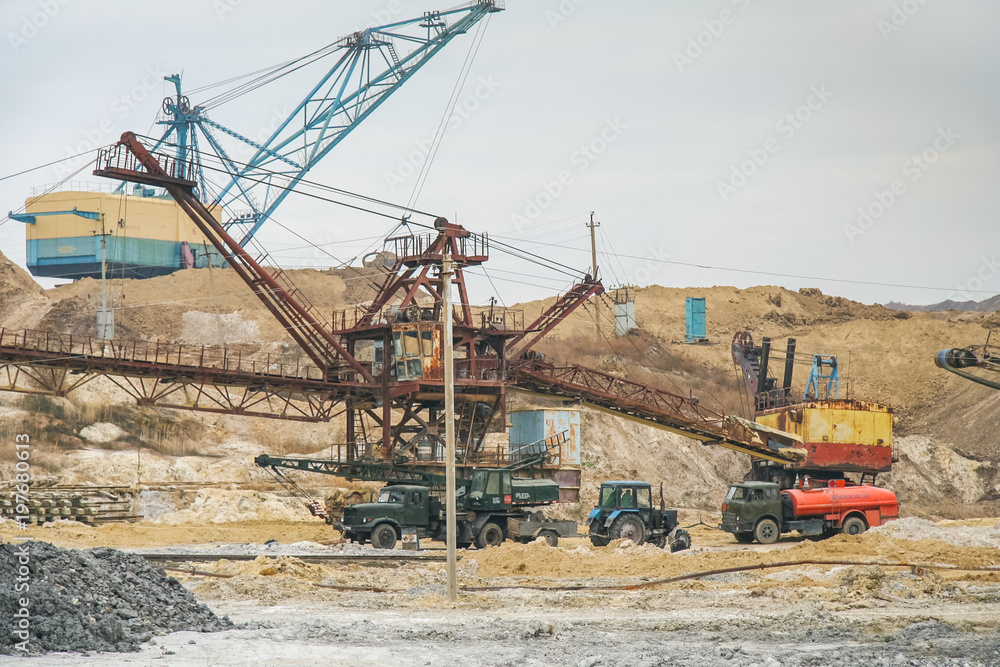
[41,266,361,345]
[152,489,308,524]
[179,310,261,346]
[222,555,330,580]
[0,542,229,654]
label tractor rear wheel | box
[610,515,646,545]
[371,523,397,550]
[754,518,779,545]
[734,532,755,544]
[840,516,867,536]
[475,522,505,549]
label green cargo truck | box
[337,467,577,549]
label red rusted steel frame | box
[356,224,486,331]
[511,360,802,463]
[0,328,379,413]
[512,358,723,426]
[507,280,605,356]
[94,133,374,384]
[360,232,449,325]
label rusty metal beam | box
[510,358,804,464]
[507,280,604,356]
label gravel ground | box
[126,539,398,557]
[0,542,230,655]
[6,591,1000,666]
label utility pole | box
[96,215,114,341]
[441,252,457,602]
[586,212,601,338]
[586,211,600,281]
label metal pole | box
[98,215,111,342]
[442,252,457,602]
[587,212,601,339]
[587,211,600,280]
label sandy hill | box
[0,250,997,518]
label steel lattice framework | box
[0,121,810,497]
[151,0,504,245]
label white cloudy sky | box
[1,0,998,307]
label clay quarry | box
[1,4,998,663]
[1,254,998,666]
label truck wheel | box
[734,532,755,544]
[754,518,779,545]
[371,523,397,550]
[610,515,646,545]
[841,516,867,536]
[537,530,559,547]
[669,529,691,552]
[589,535,609,547]
[475,522,504,549]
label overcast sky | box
[1,0,998,308]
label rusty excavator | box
[731,332,896,489]
[0,131,806,505]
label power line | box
[0,150,94,183]
[405,12,491,213]
[490,238,1000,297]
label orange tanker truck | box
[720,479,898,544]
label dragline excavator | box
[0,131,805,510]
[96,133,805,496]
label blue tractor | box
[587,481,691,551]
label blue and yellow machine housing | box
[16,187,221,280]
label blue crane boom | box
[152,0,503,246]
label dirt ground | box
[4,517,1000,666]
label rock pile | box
[0,541,230,654]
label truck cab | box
[720,481,782,544]
[337,484,440,550]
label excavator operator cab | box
[373,320,442,382]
